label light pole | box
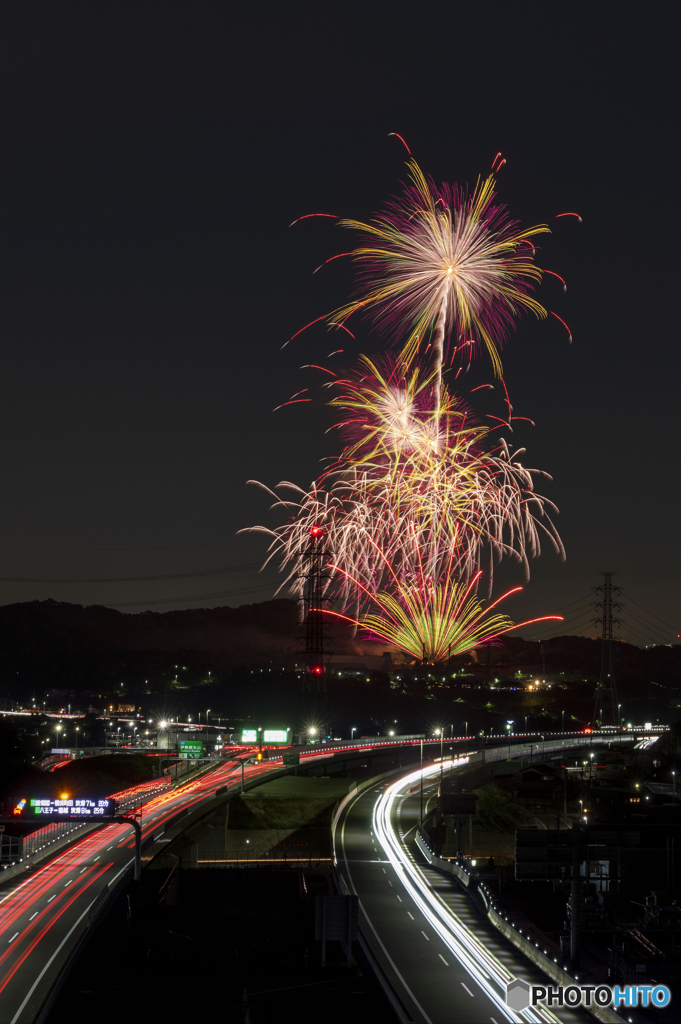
[618,704,622,729]
[435,728,443,761]
[419,739,424,825]
[506,721,513,759]
[351,727,356,741]
[562,710,565,733]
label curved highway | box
[335,757,593,1024]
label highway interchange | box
[0,732,633,1023]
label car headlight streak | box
[372,758,562,1024]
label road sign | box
[283,753,300,766]
[263,729,288,744]
[315,895,358,967]
[179,739,204,760]
[27,798,116,819]
[441,792,478,816]
[241,729,257,743]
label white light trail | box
[372,758,563,1024]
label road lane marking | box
[64,880,72,886]
[107,846,113,850]
[439,954,448,965]
[47,895,56,902]
[421,930,429,940]
[388,880,393,887]
[79,867,87,874]
[8,932,19,943]
[29,913,38,921]
[93,856,100,861]
[396,894,402,902]
[407,912,414,919]
[382,868,386,874]
[461,983,474,997]
[490,1018,499,1024]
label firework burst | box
[330,160,549,384]
[243,357,563,613]
[325,568,563,664]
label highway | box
[0,731,634,1022]
[0,756,279,1023]
[335,757,593,1024]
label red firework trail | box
[550,310,573,343]
[312,252,354,274]
[542,269,567,291]
[289,213,338,227]
[388,132,411,154]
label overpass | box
[0,730,639,1022]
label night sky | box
[0,5,677,646]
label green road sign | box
[179,739,204,760]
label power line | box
[624,606,670,644]
[625,595,679,638]
[0,562,262,584]
[107,580,280,609]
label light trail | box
[372,758,564,1024]
[0,754,282,1019]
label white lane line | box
[29,913,38,921]
[93,856,100,861]
[79,867,87,874]
[8,932,19,943]
[107,846,113,850]
[396,895,402,902]
[388,880,393,887]
[64,880,72,886]
[47,895,56,902]
[382,868,386,874]
[439,954,448,965]
[421,930,429,940]
[407,912,414,920]
[490,1018,499,1024]
[461,983,474,997]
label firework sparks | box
[325,569,563,664]
[244,357,563,615]
[247,145,571,666]
[330,159,549,383]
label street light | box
[351,727,356,741]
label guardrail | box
[415,829,641,1024]
[331,733,640,1024]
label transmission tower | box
[592,572,623,727]
[300,526,331,711]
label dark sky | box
[0,4,677,645]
